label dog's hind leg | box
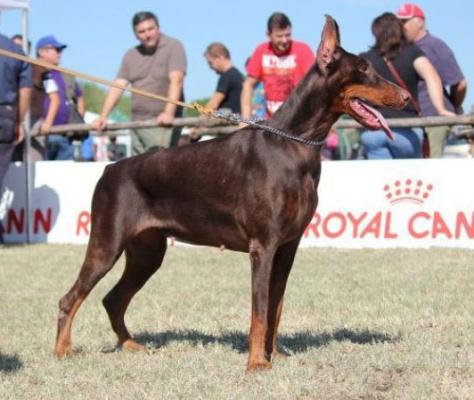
[55,235,124,358]
[103,229,167,352]
[265,238,300,361]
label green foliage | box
[183,97,210,117]
[80,81,131,118]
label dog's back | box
[92,130,317,251]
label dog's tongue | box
[361,102,394,141]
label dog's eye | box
[357,59,369,73]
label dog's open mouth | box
[349,98,394,140]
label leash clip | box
[191,102,214,117]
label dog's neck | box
[269,64,342,146]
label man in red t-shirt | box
[241,12,315,119]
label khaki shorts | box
[130,127,182,156]
[425,125,450,158]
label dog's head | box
[316,15,411,140]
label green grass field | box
[1,244,473,399]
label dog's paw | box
[121,339,147,352]
[246,359,272,372]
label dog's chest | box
[277,174,317,235]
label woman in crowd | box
[360,12,454,159]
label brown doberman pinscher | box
[55,16,410,371]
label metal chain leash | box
[208,108,327,147]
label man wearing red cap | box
[397,3,467,158]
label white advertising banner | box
[1,161,106,244]
[1,159,474,248]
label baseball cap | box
[396,3,425,19]
[36,35,67,52]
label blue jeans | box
[45,134,74,160]
[360,127,423,159]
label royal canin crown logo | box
[383,179,433,205]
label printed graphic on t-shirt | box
[262,54,297,114]
[262,54,297,70]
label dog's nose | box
[400,89,411,104]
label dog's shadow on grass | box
[0,351,23,374]
[133,328,397,354]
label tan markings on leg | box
[270,299,288,359]
[54,296,85,358]
[247,316,272,371]
[121,339,147,352]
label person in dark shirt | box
[396,3,467,158]
[187,42,243,143]
[359,12,453,159]
[0,33,31,193]
[204,42,243,113]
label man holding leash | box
[397,3,467,158]
[92,11,187,155]
[241,12,314,120]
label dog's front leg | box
[247,240,276,371]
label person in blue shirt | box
[0,33,32,193]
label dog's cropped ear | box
[317,15,341,74]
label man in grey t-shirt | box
[92,11,187,155]
[397,3,467,158]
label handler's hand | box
[15,123,25,144]
[40,120,52,135]
[156,111,174,126]
[91,116,108,132]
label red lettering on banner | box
[34,208,52,233]
[384,212,398,239]
[408,212,430,238]
[347,212,367,237]
[2,208,52,234]
[303,210,474,242]
[360,212,382,238]
[304,213,320,238]
[455,212,474,239]
[7,208,24,233]
[322,212,346,238]
[76,211,91,235]
[432,211,452,239]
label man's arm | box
[187,90,225,140]
[449,79,467,114]
[91,78,128,131]
[240,76,259,120]
[15,87,31,143]
[41,91,60,134]
[76,95,86,117]
[414,56,455,116]
[206,92,225,111]
[156,70,184,125]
